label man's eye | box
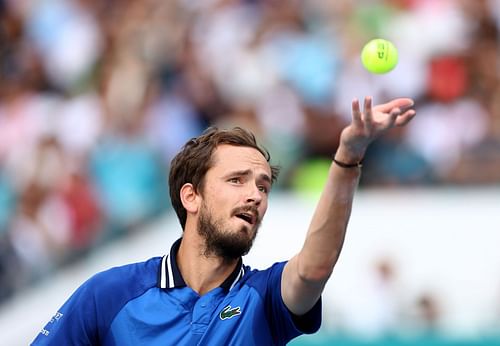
[258,186,269,193]
[229,178,241,184]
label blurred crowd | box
[0,0,499,303]
[327,257,444,340]
[321,255,500,344]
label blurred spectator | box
[88,132,168,236]
[362,125,432,186]
[0,169,15,230]
[341,257,403,339]
[415,293,441,334]
[405,291,442,337]
[60,171,101,256]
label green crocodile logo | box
[219,305,241,320]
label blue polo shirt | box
[32,238,322,345]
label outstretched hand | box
[336,96,416,163]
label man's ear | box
[180,183,200,214]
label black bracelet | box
[332,157,363,168]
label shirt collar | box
[158,238,246,291]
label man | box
[32,97,416,345]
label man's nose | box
[245,184,262,205]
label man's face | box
[197,144,272,260]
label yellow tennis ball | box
[361,38,398,74]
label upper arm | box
[281,255,327,316]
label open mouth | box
[235,212,255,225]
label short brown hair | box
[169,126,280,229]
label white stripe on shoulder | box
[167,254,175,288]
[160,255,167,288]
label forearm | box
[297,147,362,283]
[281,155,361,316]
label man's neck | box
[177,230,240,295]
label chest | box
[106,286,274,346]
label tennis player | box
[32,96,415,345]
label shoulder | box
[83,256,161,301]
[31,257,163,344]
[241,261,287,294]
[244,261,287,278]
[91,256,161,289]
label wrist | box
[332,155,363,168]
[334,145,365,166]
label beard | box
[197,202,261,261]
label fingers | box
[380,98,414,112]
[352,96,416,129]
[363,96,373,124]
[383,108,416,129]
[373,99,414,116]
[381,107,401,129]
[351,98,362,125]
[395,109,417,127]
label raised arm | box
[282,96,416,315]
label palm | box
[340,96,416,156]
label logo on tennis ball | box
[361,38,398,74]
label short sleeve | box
[263,261,322,344]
